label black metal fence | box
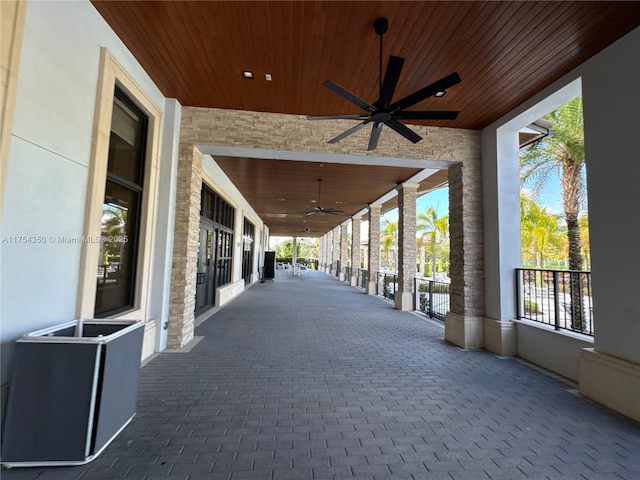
[414,277,450,321]
[345,266,351,281]
[377,272,397,301]
[516,268,593,336]
[358,269,369,289]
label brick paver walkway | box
[3,271,639,480]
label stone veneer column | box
[327,231,333,274]
[292,237,297,265]
[168,144,202,348]
[339,223,348,282]
[395,183,418,311]
[319,235,325,271]
[350,216,361,286]
[367,204,381,295]
[445,162,485,348]
[332,227,340,277]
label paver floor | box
[3,271,639,480]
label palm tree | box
[520,193,562,268]
[520,97,586,330]
[416,206,449,278]
[579,213,590,270]
[520,97,586,271]
[381,219,398,272]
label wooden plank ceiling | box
[92,1,640,236]
[213,157,448,236]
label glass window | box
[95,87,147,316]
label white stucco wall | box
[1,0,172,382]
[581,27,640,365]
[481,27,640,370]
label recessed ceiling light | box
[434,90,446,97]
[265,73,272,81]
[242,71,254,79]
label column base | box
[394,291,413,311]
[366,281,377,295]
[483,318,517,356]
[350,276,358,287]
[579,349,640,422]
[444,312,484,349]
[338,273,345,281]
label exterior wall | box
[0,0,26,213]
[514,320,593,381]
[332,227,340,277]
[181,107,479,163]
[396,183,418,311]
[167,145,202,349]
[578,27,640,421]
[350,216,361,286]
[339,224,348,281]
[1,0,174,393]
[478,26,640,420]
[367,205,382,295]
[444,161,485,348]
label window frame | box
[77,48,162,320]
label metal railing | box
[414,277,450,321]
[377,272,397,301]
[358,269,368,289]
[516,268,593,336]
[345,266,351,281]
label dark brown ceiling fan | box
[306,179,343,216]
[298,219,320,234]
[307,17,461,151]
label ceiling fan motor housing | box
[374,17,389,35]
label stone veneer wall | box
[332,227,340,276]
[448,163,485,317]
[171,106,482,347]
[351,217,361,276]
[397,184,418,300]
[340,224,348,279]
[167,144,201,348]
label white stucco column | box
[578,27,640,422]
[480,127,520,356]
[395,183,418,310]
[350,216,361,286]
[367,204,381,295]
[339,223,348,282]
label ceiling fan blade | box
[385,119,423,144]
[367,123,383,151]
[322,80,375,112]
[395,110,459,120]
[307,114,369,120]
[328,120,370,144]
[378,55,405,106]
[389,72,461,111]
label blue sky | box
[381,186,449,225]
[379,171,568,227]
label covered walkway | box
[5,271,639,480]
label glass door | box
[195,220,214,316]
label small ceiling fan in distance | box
[298,219,319,234]
[307,17,461,151]
[306,179,343,216]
